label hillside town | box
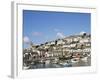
[23,32,91,69]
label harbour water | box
[28,57,91,69]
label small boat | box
[81,57,88,62]
[71,58,79,63]
[59,61,69,66]
[23,66,30,69]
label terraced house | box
[23,32,91,69]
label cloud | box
[32,32,42,36]
[56,32,65,38]
[23,36,30,43]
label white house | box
[80,38,90,43]
[83,48,91,52]
[50,41,55,45]
[57,39,65,45]
[85,43,91,47]
[70,43,76,48]
[73,37,79,42]
[67,38,73,43]
[62,44,70,48]
[44,45,49,49]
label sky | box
[23,10,91,48]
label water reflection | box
[28,57,90,69]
